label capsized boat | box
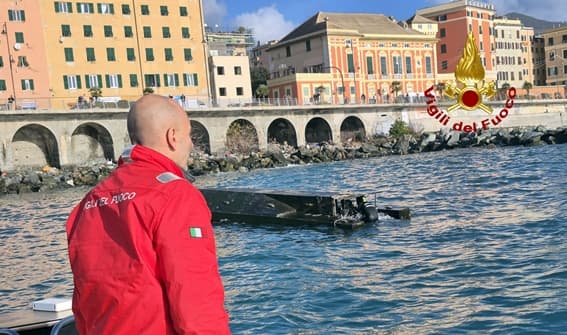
[200,188,410,229]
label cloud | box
[234,6,296,44]
[202,0,227,28]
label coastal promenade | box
[0,99,565,171]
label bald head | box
[128,94,193,167]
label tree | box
[391,81,402,97]
[500,82,510,100]
[237,26,247,34]
[250,66,270,98]
[143,87,154,95]
[522,81,533,99]
[255,84,269,98]
[89,87,102,99]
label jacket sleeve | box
[153,182,230,334]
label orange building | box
[1,0,208,110]
[266,12,438,104]
[416,0,496,81]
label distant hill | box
[503,12,567,34]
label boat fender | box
[362,203,378,222]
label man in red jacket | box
[67,94,230,334]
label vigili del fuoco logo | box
[423,33,517,133]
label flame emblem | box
[443,33,496,114]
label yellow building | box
[1,0,208,110]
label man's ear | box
[165,127,176,150]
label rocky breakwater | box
[1,126,566,196]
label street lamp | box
[321,65,345,104]
[2,22,17,106]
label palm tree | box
[499,82,510,100]
[391,81,402,98]
[522,81,533,100]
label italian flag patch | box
[189,227,203,238]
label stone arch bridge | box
[0,101,564,170]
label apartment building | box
[493,17,533,88]
[266,12,438,104]
[1,0,208,109]
[541,26,567,86]
[416,0,496,81]
[250,40,278,69]
[206,31,254,57]
[532,36,546,86]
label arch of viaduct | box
[0,101,564,170]
[0,105,407,170]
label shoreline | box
[1,126,566,196]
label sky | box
[203,0,567,44]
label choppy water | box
[1,144,566,334]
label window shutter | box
[55,3,60,13]
[85,75,90,88]
[97,3,102,13]
[183,74,188,86]
[21,11,25,21]
[105,75,110,88]
[163,74,168,87]
[157,75,161,87]
[67,2,73,12]
[347,54,354,73]
[30,80,34,90]
[193,74,198,86]
[118,74,123,88]
[89,3,94,13]
[63,76,69,89]
[109,4,114,14]
[97,74,102,88]
[9,10,14,21]
[76,75,82,89]
[21,80,25,90]
[175,74,179,86]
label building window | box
[54,2,73,13]
[405,56,412,74]
[143,26,152,38]
[15,32,24,43]
[440,44,447,53]
[366,56,374,74]
[21,79,35,91]
[440,28,446,37]
[425,56,432,74]
[129,74,138,87]
[548,37,554,46]
[184,48,192,61]
[122,4,131,15]
[97,3,114,14]
[145,48,154,61]
[124,26,133,38]
[479,26,483,34]
[438,14,447,21]
[234,66,242,75]
[0,56,3,68]
[182,27,190,38]
[183,73,198,86]
[83,25,93,37]
[0,80,7,91]
[164,48,173,61]
[164,73,179,87]
[85,74,102,88]
[8,10,26,22]
[393,56,402,74]
[469,24,472,32]
[104,25,113,37]
[219,87,227,96]
[77,3,94,14]
[162,27,171,38]
[236,87,244,96]
[380,56,387,75]
[61,25,71,37]
[127,48,135,61]
[106,74,122,88]
[18,56,29,67]
[63,75,81,89]
[286,46,291,57]
[480,42,483,51]
[106,48,116,61]
[180,6,188,16]
[64,48,74,62]
[347,54,355,73]
[441,60,448,70]
[86,48,95,61]
[306,40,311,52]
[144,74,160,87]
[160,5,168,15]
[217,66,225,75]
[141,5,149,15]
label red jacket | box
[67,145,230,334]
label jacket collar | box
[118,145,193,181]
